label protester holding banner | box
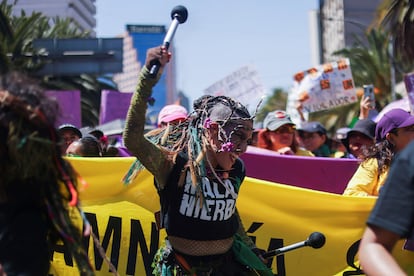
[66,135,103,157]
[0,72,93,275]
[359,140,414,275]
[88,128,109,154]
[58,123,82,154]
[297,121,334,157]
[157,103,188,127]
[343,109,414,196]
[123,46,271,275]
[340,119,376,159]
[257,110,313,156]
[330,127,351,158]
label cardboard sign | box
[292,59,358,113]
[203,65,266,114]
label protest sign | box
[203,65,266,114]
[292,59,358,113]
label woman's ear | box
[385,132,395,146]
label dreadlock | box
[0,72,94,274]
[131,95,253,195]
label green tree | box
[381,0,414,61]
[333,28,395,108]
[255,87,288,123]
[0,0,87,73]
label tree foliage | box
[255,87,288,123]
[0,0,88,73]
[381,0,414,61]
[0,0,116,126]
[333,29,393,108]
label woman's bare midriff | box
[168,236,234,256]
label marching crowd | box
[1,45,414,275]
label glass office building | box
[127,24,177,122]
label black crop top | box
[157,153,246,240]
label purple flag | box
[45,90,81,128]
[99,90,133,124]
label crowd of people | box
[120,45,414,275]
[2,46,414,275]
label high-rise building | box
[311,0,382,64]
[122,24,179,120]
[8,0,96,37]
[8,2,186,122]
[112,33,141,93]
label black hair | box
[0,71,94,274]
[361,139,394,175]
[78,135,102,157]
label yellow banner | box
[50,157,414,275]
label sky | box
[96,1,319,103]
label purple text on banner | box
[241,146,359,194]
[45,90,81,128]
[99,90,133,125]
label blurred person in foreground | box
[0,72,93,275]
[257,110,313,156]
[123,46,272,275]
[359,140,414,275]
[343,109,414,196]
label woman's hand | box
[145,45,172,72]
[359,96,373,119]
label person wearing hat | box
[297,121,333,157]
[88,128,109,153]
[343,109,414,196]
[58,124,82,154]
[330,127,351,158]
[340,119,376,159]
[157,104,188,127]
[257,110,313,156]
[143,104,189,150]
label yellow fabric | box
[48,157,414,276]
[343,158,389,196]
[333,151,346,158]
[295,147,314,157]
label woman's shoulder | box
[361,158,378,167]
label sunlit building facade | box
[311,0,382,64]
[8,0,96,37]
